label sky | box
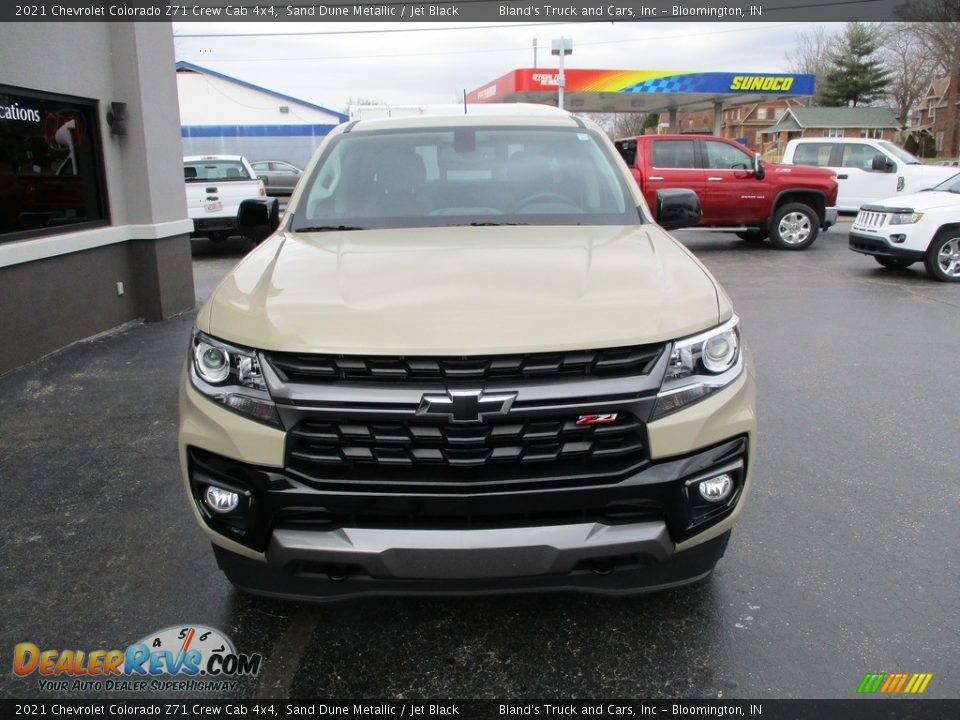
[170,21,837,114]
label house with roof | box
[760,106,900,155]
[175,61,347,168]
[910,76,960,158]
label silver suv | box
[178,106,757,599]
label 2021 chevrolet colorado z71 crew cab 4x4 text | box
[179,105,757,600]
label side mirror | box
[238,198,280,243]
[656,188,702,230]
[753,153,765,180]
[871,154,895,173]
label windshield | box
[184,159,251,182]
[292,126,639,230]
[932,173,960,193]
[877,141,921,165]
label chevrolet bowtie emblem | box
[417,389,517,424]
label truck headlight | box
[652,317,743,420]
[189,330,282,428]
[888,212,923,225]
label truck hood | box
[901,165,958,192]
[200,225,726,355]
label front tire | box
[769,203,819,250]
[924,230,960,282]
[875,257,914,270]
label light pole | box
[551,37,572,110]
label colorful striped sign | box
[857,672,933,694]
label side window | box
[651,140,697,169]
[614,140,636,167]
[704,140,751,170]
[791,143,832,167]
[840,143,876,171]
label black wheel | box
[208,232,227,243]
[924,230,960,282]
[874,257,914,270]
[769,203,819,250]
[736,230,768,242]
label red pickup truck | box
[615,134,838,250]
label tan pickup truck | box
[179,106,757,600]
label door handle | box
[707,177,723,181]
[206,187,218,193]
[837,174,848,179]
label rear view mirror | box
[871,155,895,173]
[753,153,765,180]
[238,198,280,243]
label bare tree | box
[583,113,659,138]
[881,23,935,132]
[896,4,960,155]
[784,26,838,106]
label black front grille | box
[286,413,649,492]
[266,344,663,385]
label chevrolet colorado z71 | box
[179,106,757,599]
[615,134,838,250]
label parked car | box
[849,172,960,281]
[178,105,757,600]
[934,159,959,167]
[782,138,957,213]
[250,160,302,196]
[183,155,267,242]
[615,134,838,250]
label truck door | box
[700,138,767,224]
[644,139,705,218]
[834,142,899,211]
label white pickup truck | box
[184,155,266,242]
[782,138,956,213]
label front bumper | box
[179,356,756,599]
[213,528,731,600]
[848,231,926,261]
[823,208,838,229]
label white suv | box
[849,172,960,281]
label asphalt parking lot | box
[1,219,958,700]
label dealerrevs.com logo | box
[13,625,262,693]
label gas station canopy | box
[466,69,815,115]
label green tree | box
[817,23,892,107]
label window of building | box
[775,108,785,119]
[823,128,844,138]
[0,84,108,242]
[756,108,768,120]
[859,128,883,139]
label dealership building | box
[0,23,194,375]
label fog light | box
[205,486,240,514]
[698,474,733,503]
[890,234,906,244]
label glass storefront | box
[0,84,108,240]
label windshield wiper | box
[295,225,365,232]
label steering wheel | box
[516,192,575,209]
